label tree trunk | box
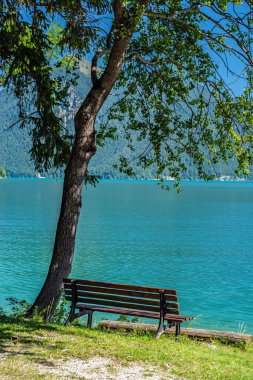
[28,0,151,320]
[28,103,97,319]
[28,50,131,321]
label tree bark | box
[28,84,119,319]
[28,0,151,320]
[28,109,97,318]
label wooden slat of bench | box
[64,284,175,300]
[77,305,162,319]
[65,297,161,312]
[76,305,191,321]
[65,295,180,314]
[64,290,162,307]
[64,289,179,310]
[63,278,177,295]
[66,297,179,314]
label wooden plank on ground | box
[99,320,252,343]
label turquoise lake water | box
[0,179,253,333]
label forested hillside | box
[0,63,250,180]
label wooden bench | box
[63,278,194,339]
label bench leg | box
[65,309,88,325]
[156,316,165,340]
[65,310,75,325]
[87,311,93,329]
[64,313,75,326]
[65,316,70,326]
[175,322,181,337]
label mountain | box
[0,63,158,179]
[0,63,250,180]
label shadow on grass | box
[0,315,60,346]
[0,314,59,331]
[0,316,72,358]
[0,315,94,348]
[0,348,35,356]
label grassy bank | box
[0,316,253,380]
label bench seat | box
[76,305,193,322]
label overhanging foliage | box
[0,0,252,186]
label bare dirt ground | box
[35,356,179,379]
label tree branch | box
[91,48,111,85]
[113,0,125,26]
[199,8,253,66]
[144,5,201,20]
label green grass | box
[0,316,253,379]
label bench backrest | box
[63,278,180,315]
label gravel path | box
[36,356,180,379]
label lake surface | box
[0,179,253,333]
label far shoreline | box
[1,177,253,185]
